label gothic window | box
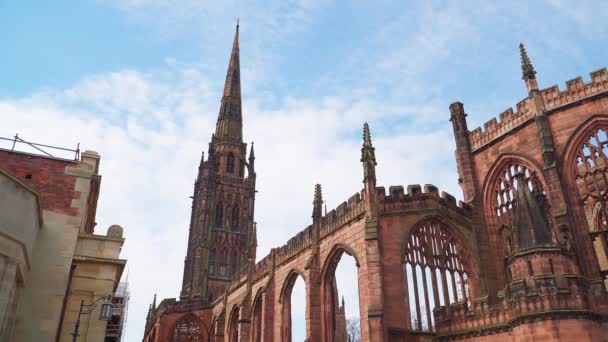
[575,128,608,201]
[405,221,470,332]
[231,250,238,276]
[239,161,245,177]
[231,205,240,231]
[210,249,216,275]
[216,203,224,229]
[573,127,608,281]
[493,162,543,225]
[227,152,235,174]
[219,250,227,277]
[170,314,202,342]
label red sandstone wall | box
[0,150,78,215]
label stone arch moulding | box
[481,152,547,208]
[402,216,478,285]
[560,114,608,186]
[278,269,305,304]
[320,243,361,284]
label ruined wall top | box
[467,68,608,151]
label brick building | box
[0,138,127,341]
[143,26,608,341]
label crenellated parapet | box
[319,191,366,238]
[377,184,472,219]
[541,68,608,111]
[466,67,608,151]
[274,224,313,266]
[468,97,533,151]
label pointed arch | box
[280,269,306,342]
[227,305,240,342]
[251,287,265,342]
[320,244,361,342]
[403,218,473,332]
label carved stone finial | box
[312,184,323,220]
[361,122,377,181]
[520,43,536,81]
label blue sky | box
[1,1,607,341]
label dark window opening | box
[227,153,235,174]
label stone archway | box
[251,289,263,342]
[321,245,361,342]
[280,270,305,342]
[227,306,240,342]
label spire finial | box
[519,43,536,81]
[361,122,377,181]
[152,293,157,309]
[313,184,323,219]
[215,24,243,140]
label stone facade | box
[0,146,127,341]
[143,33,608,341]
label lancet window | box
[219,249,227,277]
[405,221,470,332]
[170,314,202,342]
[210,249,216,275]
[227,152,235,174]
[232,205,240,231]
[215,203,224,229]
[231,250,238,276]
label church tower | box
[180,23,256,302]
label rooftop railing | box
[0,133,80,161]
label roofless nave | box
[143,25,608,341]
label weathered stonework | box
[144,36,608,341]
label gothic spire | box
[519,43,536,81]
[215,22,243,141]
[312,184,323,221]
[248,141,255,172]
[361,122,377,181]
[152,293,157,309]
[513,172,552,250]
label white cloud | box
[0,59,459,340]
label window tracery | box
[170,315,203,342]
[493,162,543,225]
[405,221,470,332]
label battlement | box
[377,184,471,216]
[467,97,533,151]
[466,67,608,151]
[319,191,365,238]
[274,224,313,266]
[541,68,608,110]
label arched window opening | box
[231,205,240,231]
[322,250,360,342]
[215,203,224,229]
[405,221,471,332]
[219,250,227,277]
[170,314,203,342]
[231,251,238,276]
[251,294,263,342]
[573,127,608,285]
[493,162,543,224]
[227,152,235,174]
[228,307,240,342]
[210,249,216,275]
[281,273,306,342]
